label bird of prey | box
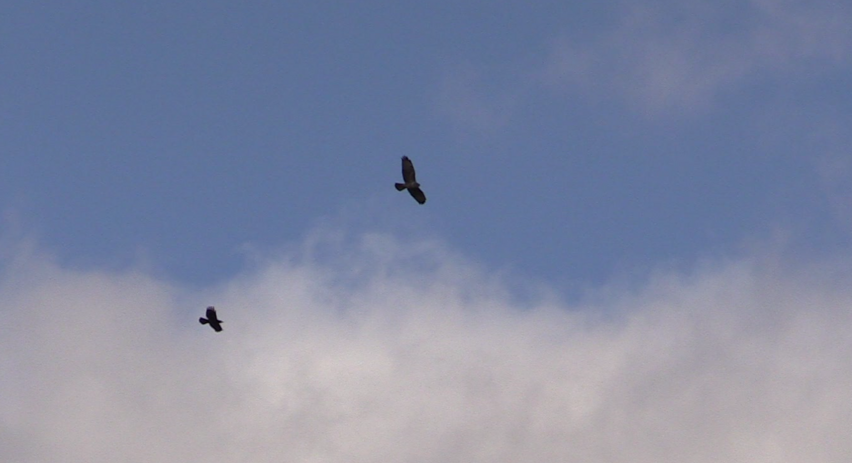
[395,156,426,204]
[199,306,223,332]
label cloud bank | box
[2,233,851,462]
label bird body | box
[396,156,426,204]
[199,306,223,332]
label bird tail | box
[395,183,406,191]
[199,317,209,325]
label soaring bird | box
[199,306,223,332]
[395,156,426,204]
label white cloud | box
[540,0,852,115]
[2,233,852,462]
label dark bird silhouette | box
[199,306,223,332]
[395,156,426,204]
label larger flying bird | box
[394,156,426,204]
[199,306,223,332]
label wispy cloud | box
[815,120,852,234]
[433,63,518,134]
[2,233,852,462]
[540,0,852,115]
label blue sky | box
[4,0,850,290]
[3,1,852,461]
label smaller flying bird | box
[199,306,223,332]
[395,156,426,204]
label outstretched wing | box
[408,187,426,204]
[206,306,217,320]
[401,156,416,183]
